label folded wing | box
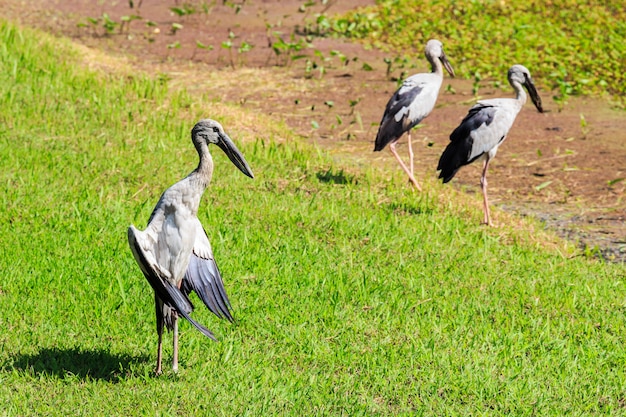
[374,79,425,150]
[437,103,499,182]
[128,225,218,340]
[182,220,234,322]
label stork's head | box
[508,65,543,113]
[425,39,455,77]
[192,119,254,178]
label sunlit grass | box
[1,20,626,415]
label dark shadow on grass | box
[9,347,150,382]
[384,201,433,216]
[316,168,357,185]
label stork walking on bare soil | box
[437,65,543,226]
[374,39,455,190]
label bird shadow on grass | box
[8,347,151,383]
[316,168,357,185]
[383,201,433,216]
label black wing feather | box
[437,104,497,183]
[183,253,234,323]
[450,103,497,143]
[129,229,217,341]
[374,85,423,151]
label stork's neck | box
[512,80,528,106]
[428,55,443,77]
[193,142,214,188]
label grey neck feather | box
[427,54,443,76]
[511,80,528,106]
[193,141,214,188]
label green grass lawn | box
[1,20,626,415]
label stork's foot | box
[408,177,422,191]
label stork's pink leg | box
[407,131,415,177]
[480,158,492,226]
[389,141,422,191]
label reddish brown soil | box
[5,0,626,261]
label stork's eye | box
[212,127,220,133]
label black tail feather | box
[437,141,466,183]
[177,307,218,341]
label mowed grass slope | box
[1,21,626,415]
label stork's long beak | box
[440,53,455,78]
[216,133,254,178]
[524,75,543,113]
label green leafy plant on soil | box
[1,19,626,416]
[321,1,625,105]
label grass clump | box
[326,1,625,104]
[1,19,626,416]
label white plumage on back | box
[465,98,522,162]
[392,73,442,125]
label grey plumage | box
[128,118,253,374]
[437,65,543,225]
[374,39,454,190]
[438,104,498,182]
[374,84,424,150]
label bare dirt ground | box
[4,0,625,261]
